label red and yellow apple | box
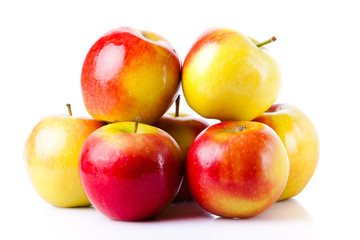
[79,120,183,221]
[154,99,210,201]
[24,105,106,207]
[187,121,289,218]
[81,27,181,124]
[182,28,281,121]
[254,104,319,200]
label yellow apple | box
[24,105,106,207]
[254,104,319,200]
[182,28,281,121]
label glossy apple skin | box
[79,122,183,221]
[81,27,181,124]
[254,104,319,200]
[25,115,106,207]
[182,28,281,122]
[154,113,210,201]
[187,121,289,218]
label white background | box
[1,0,359,239]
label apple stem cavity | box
[236,125,246,132]
[66,104,72,116]
[256,36,277,48]
[134,117,141,133]
[175,95,180,117]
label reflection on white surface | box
[251,198,313,221]
[11,198,319,240]
[211,199,318,240]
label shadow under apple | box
[153,201,214,222]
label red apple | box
[253,104,319,200]
[154,97,210,201]
[79,119,183,221]
[187,121,289,218]
[24,104,106,207]
[81,27,181,124]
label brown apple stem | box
[134,117,141,133]
[236,125,246,132]
[175,95,180,117]
[256,36,276,48]
[66,104,72,116]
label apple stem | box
[66,104,72,116]
[134,117,141,133]
[256,36,276,48]
[236,125,246,132]
[175,95,180,117]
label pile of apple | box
[24,27,319,220]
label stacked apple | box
[182,29,319,218]
[24,27,319,221]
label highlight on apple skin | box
[79,121,183,221]
[81,27,181,124]
[254,104,319,201]
[24,109,107,208]
[187,121,289,218]
[182,28,281,122]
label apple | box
[182,28,281,121]
[187,121,289,218]
[24,104,106,207]
[79,119,183,221]
[154,96,210,201]
[81,27,181,124]
[253,104,319,200]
